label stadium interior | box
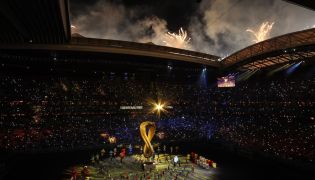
[0,0,314,180]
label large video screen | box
[217,75,235,87]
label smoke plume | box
[70,0,315,56]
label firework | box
[246,21,274,43]
[163,27,191,49]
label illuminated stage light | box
[100,132,109,139]
[267,63,292,76]
[149,99,168,116]
[155,103,163,111]
[199,67,208,87]
[108,136,117,144]
[286,61,302,75]
[154,102,165,116]
[236,69,258,82]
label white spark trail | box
[246,21,274,43]
[163,27,191,49]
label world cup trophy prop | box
[140,121,156,171]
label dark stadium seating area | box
[1,66,314,165]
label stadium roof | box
[69,37,220,67]
[0,0,220,68]
[0,0,315,71]
[222,28,315,71]
[0,0,71,44]
[0,36,220,67]
[284,0,315,11]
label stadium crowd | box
[0,72,314,163]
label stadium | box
[0,0,314,179]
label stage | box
[67,154,218,179]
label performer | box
[81,166,90,179]
[128,144,133,155]
[90,156,95,164]
[207,159,213,168]
[70,168,78,180]
[186,154,190,163]
[100,149,106,157]
[119,148,126,163]
[109,150,113,161]
[113,147,117,157]
[157,146,161,158]
[173,155,179,167]
[191,152,195,163]
[95,154,99,164]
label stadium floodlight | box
[236,69,258,82]
[286,61,302,75]
[149,99,168,117]
[153,102,166,116]
[267,63,292,76]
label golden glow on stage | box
[140,121,156,158]
[212,162,217,168]
[108,136,117,144]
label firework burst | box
[163,27,191,49]
[246,21,274,43]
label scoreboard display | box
[217,75,235,88]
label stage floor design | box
[66,154,218,180]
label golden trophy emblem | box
[140,121,156,171]
[140,121,156,158]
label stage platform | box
[66,154,218,179]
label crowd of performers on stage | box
[69,144,217,180]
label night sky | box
[70,0,201,31]
[69,0,315,56]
